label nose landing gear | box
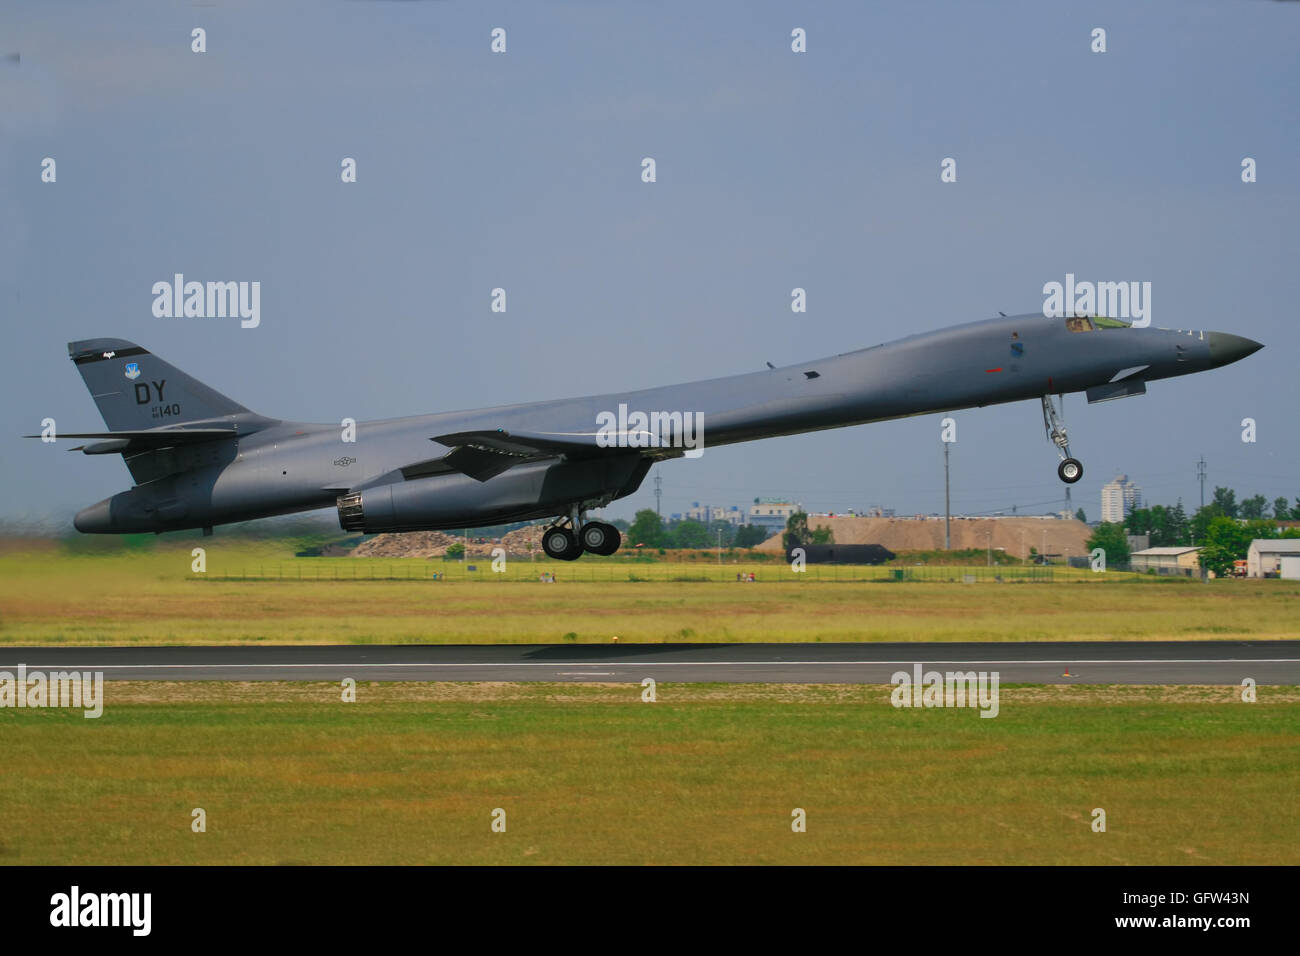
[1042,394,1083,484]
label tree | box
[706,519,736,548]
[1126,507,1153,536]
[1075,508,1087,523]
[1239,494,1269,520]
[810,525,835,544]
[783,511,812,551]
[1168,500,1190,546]
[734,525,770,548]
[1086,522,1130,568]
[628,509,666,548]
[672,519,709,549]
[1274,497,1293,523]
[1212,487,1238,518]
[1190,503,1225,545]
[1147,504,1184,547]
[445,542,465,558]
[1126,501,1191,546]
[1197,516,1271,578]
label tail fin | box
[68,338,254,430]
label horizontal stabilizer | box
[24,428,237,447]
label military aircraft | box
[33,313,1261,560]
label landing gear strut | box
[1042,394,1083,484]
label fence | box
[198,560,1077,584]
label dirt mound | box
[351,531,462,558]
[499,525,546,554]
[351,524,548,558]
[754,516,1091,560]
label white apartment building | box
[1101,474,1143,524]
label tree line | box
[624,510,772,550]
[1086,486,1300,576]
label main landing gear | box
[1041,394,1083,484]
[541,505,622,561]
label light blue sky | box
[3,0,1298,529]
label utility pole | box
[944,441,951,550]
[1196,456,1207,509]
[654,472,662,516]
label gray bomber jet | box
[36,313,1261,560]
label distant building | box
[683,503,747,527]
[1126,534,1150,553]
[1130,547,1201,576]
[749,499,802,532]
[1246,539,1300,578]
[785,544,895,565]
[1101,474,1143,523]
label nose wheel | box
[1057,457,1083,483]
[1042,395,1084,484]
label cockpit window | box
[1092,316,1131,329]
[1065,315,1096,333]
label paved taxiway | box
[1,642,1297,684]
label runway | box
[1,642,1297,684]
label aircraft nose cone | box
[1207,332,1263,368]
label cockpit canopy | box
[1065,315,1131,332]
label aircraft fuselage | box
[63,313,1261,540]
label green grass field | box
[3,542,1298,866]
[2,682,1297,865]
[2,543,1298,645]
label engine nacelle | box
[336,456,648,533]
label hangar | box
[1129,546,1201,576]
[1246,540,1300,578]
